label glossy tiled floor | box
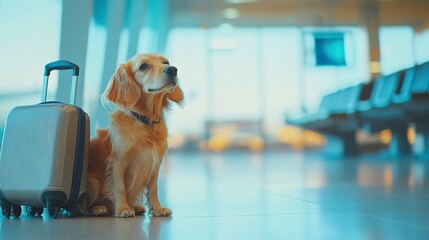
[1,150,429,239]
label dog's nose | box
[164,66,178,77]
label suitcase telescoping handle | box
[41,60,80,105]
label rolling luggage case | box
[0,60,89,218]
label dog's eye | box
[139,63,150,71]
[163,61,170,65]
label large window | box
[1,1,428,151]
[415,29,429,64]
[165,27,369,149]
[0,0,62,146]
[379,26,415,74]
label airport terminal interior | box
[1,0,429,239]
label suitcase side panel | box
[78,113,90,200]
[0,104,77,206]
[61,106,88,208]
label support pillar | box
[95,0,126,128]
[147,0,171,54]
[56,0,92,107]
[126,0,146,59]
[361,3,381,79]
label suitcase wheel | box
[66,208,79,217]
[11,204,21,217]
[27,206,38,216]
[37,207,44,215]
[1,199,11,218]
[47,201,60,218]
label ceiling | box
[170,0,429,31]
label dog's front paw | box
[134,205,146,215]
[114,207,135,218]
[152,207,172,217]
[90,205,109,216]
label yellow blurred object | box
[277,126,304,149]
[407,127,415,144]
[277,126,324,149]
[208,135,229,151]
[248,137,264,152]
[383,166,393,187]
[277,126,301,142]
[379,129,392,144]
[303,130,325,146]
[370,61,381,74]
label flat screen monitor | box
[313,32,346,66]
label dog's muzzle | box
[164,66,178,86]
[148,70,178,93]
[164,66,178,77]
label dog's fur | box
[86,53,184,218]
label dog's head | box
[104,53,184,111]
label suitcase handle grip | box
[44,60,80,76]
[41,60,80,105]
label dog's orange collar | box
[130,111,160,126]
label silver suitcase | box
[0,60,89,218]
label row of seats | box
[286,61,429,156]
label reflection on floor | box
[1,150,429,239]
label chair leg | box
[343,132,359,156]
[324,132,359,156]
[389,124,411,156]
[414,122,429,159]
[421,134,429,160]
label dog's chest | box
[137,125,167,146]
[119,147,159,192]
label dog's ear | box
[166,86,184,106]
[104,63,141,109]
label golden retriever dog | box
[86,53,184,218]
